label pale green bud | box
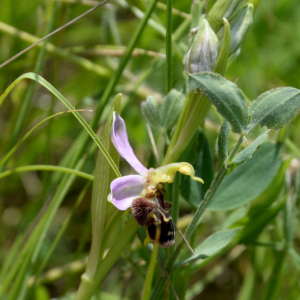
[230,4,254,54]
[223,0,244,20]
[185,19,219,73]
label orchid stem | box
[150,135,244,299]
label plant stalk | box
[150,135,244,299]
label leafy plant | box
[0,0,300,299]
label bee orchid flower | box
[107,112,204,211]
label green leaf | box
[180,129,214,207]
[217,120,230,165]
[248,87,300,131]
[161,89,184,130]
[178,228,240,266]
[189,72,248,133]
[208,143,282,211]
[221,206,248,230]
[233,130,270,164]
[141,96,162,131]
[250,156,293,210]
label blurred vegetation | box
[0,0,299,299]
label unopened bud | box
[223,0,244,20]
[185,19,219,74]
[230,4,253,55]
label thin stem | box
[141,227,160,300]
[0,0,111,70]
[157,253,179,300]
[166,0,173,92]
[0,165,94,181]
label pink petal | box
[110,175,146,210]
[111,112,148,176]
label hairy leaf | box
[189,72,248,133]
[248,87,300,131]
[233,130,270,164]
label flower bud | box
[185,19,219,74]
[230,4,253,55]
[223,0,244,20]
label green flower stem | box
[162,92,211,165]
[141,230,160,300]
[0,165,94,181]
[166,0,173,92]
[151,135,244,299]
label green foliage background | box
[0,0,299,299]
